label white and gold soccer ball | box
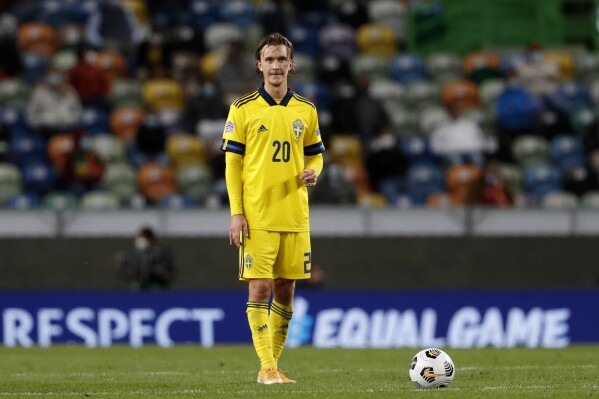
[408,348,455,389]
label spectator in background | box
[430,102,486,167]
[68,46,111,110]
[351,74,389,144]
[310,163,357,205]
[261,0,292,36]
[511,41,559,98]
[85,0,145,70]
[61,133,105,195]
[218,39,259,102]
[26,67,82,137]
[365,127,409,206]
[116,226,176,291]
[130,111,167,166]
[479,160,514,207]
[0,9,21,78]
[181,75,228,133]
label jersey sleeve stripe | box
[235,92,260,108]
[292,93,316,109]
[220,139,245,155]
[233,90,259,107]
[304,142,325,155]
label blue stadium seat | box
[21,161,58,195]
[523,164,562,200]
[20,52,50,84]
[294,81,332,111]
[159,194,196,209]
[495,85,541,131]
[219,0,257,30]
[549,135,586,171]
[10,133,48,166]
[287,24,320,58]
[1,108,31,136]
[79,107,110,134]
[4,193,40,210]
[318,23,356,61]
[547,82,594,115]
[389,54,428,85]
[406,163,445,205]
[190,0,220,31]
[400,136,436,166]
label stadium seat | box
[479,79,506,109]
[138,162,178,203]
[204,23,242,52]
[512,135,550,167]
[406,163,445,205]
[547,81,594,115]
[166,134,207,168]
[462,51,502,84]
[197,118,227,142]
[445,164,483,205]
[90,135,125,163]
[388,54,428,85]
[199,50,227,79]
[79,107,110,134]
[51,49,77,74]
[581,190,599,209]
[406,81,441,110]
[400,136,436,165]
[43,191,78,210]
[356,23,396,59]
[20,51,51,83]
[499,162,523,194]
[110,107,144,143]
[562,164,598,197]
[549,135,586,171]
[170,51,201,82]
[357,190,388,208]
[4,193,40,210]
[190,0,220,31]
[522,164,562,200]
[80,190,121,210]
[542,50,575,80]
[367,0,407,41]
[101,162,137,202]
[0,163,22,203]
[426,191,451,208]
[574,51,599,83]
[94,51,128,82]
[0,79,31,110]
[328,135,364,167]
[318,23,357,61]
[417,105,450,135]
[142,78,184,111]
[288,24,320,58]
[17,22,58,57]
[57,24,84,51]
[109,79,143,108]
[10,134,47,167]
[426,52,463,85]
[47,133,76,175]
[541,191,578,209]
[159,193,196,209]
[176,164,213,203]
[495,85,541,131]
[350,54,388,81]
[21,161,58,195]
[219,0,257,30]
[441,79,480,111]
[294,81,332,111]
[292,52,317,84]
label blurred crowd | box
[1,0,599,210]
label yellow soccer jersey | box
[221,85,325,232]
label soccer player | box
[221,32,325,384]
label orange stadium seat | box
[356,23,396,59]
[95,50,128,81]
[47,134,76,175]
[441,79,480,111]
[446,164,483,206]
[142,78,184,111]
[17,22,58,57]
[138,162,178,203]
[110,107,144,143]
[166,134,207,168]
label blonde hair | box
[254,32,296,77]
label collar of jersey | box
[258,84,293,107]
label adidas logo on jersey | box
[257,125,268,133]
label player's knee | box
[249,279,272,302]
[273,278,295,305]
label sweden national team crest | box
[245,254,253,270]
[292,119,304,141]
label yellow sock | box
[269,300,293,364]
[246,301,276,370]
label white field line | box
[459,364,596,372]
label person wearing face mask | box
[116,226,176,291]
[26,68,82,137]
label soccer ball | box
[408,348,455,389]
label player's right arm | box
[225,151,248,247]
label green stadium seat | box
[43,191,79,210]
[80,191,121,210]
[0,79,31,109]
[350,54,388,81]
[541,191,578,209]
[0,163,22,203]
[176,164,213,204]
[581,190,599,209]
[512,135,550,168]
[102,162,137,202]
[109,78,143,108]
[91,135,125,163]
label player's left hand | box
[301,168,318,187]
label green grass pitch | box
[1,345,598,398]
